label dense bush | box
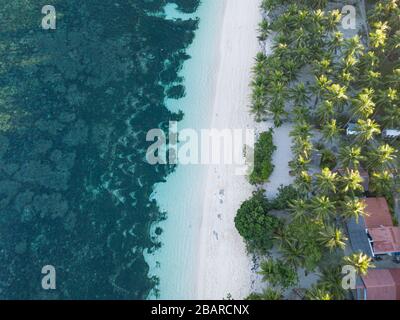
[235,190,282,254]
[249,129,277,185]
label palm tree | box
[343,35,364,58]
[305,284,333,300]
[360,70,381,89]
[311,196,336,222]
[313,57,333,77]
[343,252,374,276]
[351,88,376,119]
[367,143,397,170]
[326,83,348,110]
[322,119,341,143]
[318,267,346,300]
[290,155,311,176]
[246,288,282,300]
[370,21,389,49]
[250,84,268,121]
[341,169,364,194]
[341,196,367,223]
[279,237,304,269]
[325,9,341,32]
[319,225,347,251]
[315,167,338,195]
[355,118,381,144]
[312,74,332,108]
[290,121,312,140]
[290,83,310,106]
[258,19,271,41]
[289,198,309,223]
[338,146,365,169]
[328,31,344,54]
[294,171,312,195]
[316,100,335,123]
[370,171,394,196]
[291,137,313,159]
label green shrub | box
[249,129,276,185]
[235,190,282,254]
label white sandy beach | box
[195,0,294,299]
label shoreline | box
[195,0,262,299]
[146,0,227,299]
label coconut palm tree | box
[351,88,376,119]
[341,196,367,223]
[367,143,397,170]
[338,146,365,170]
[250,84,268,121]
[343,35,364,59]
[370,170,394,196]
[322,119,342,143]
[360,70,382,89]
[325,9,341,32]
[318,267,347,300]
[290,121,312,140]
[289,198,309,223]
[312,74,332,108]
[291,137,313,159]
[341,169,364,194]
[313,56,333,76]
[279,237,304,269]
[343,252,374,276]
[311,196,336,222]
[370,21,389,49]
[326,83,348,111]
[316,100,335,123]
[246,288,283,300]
[355,118,381,144]
[290,155,311,176]
[294,171,312,196]
[258,19,271,41]
[305,284,333,300]
[290,83,310,106]
[328,31,344,54]
[319,225,347,251]
[315,167,338,195]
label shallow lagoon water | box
[0,0,201,299]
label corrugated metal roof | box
[370,227,400,254]
[347,217,373,257]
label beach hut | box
[355,269,400,300]
[347,198,400,258]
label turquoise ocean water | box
[0,0,214,299]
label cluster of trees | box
[249,129,277,184]
[234,190,282,254]
[240,0,398,300]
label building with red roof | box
[363,197,393,228]
[347,197,400,258]
[356,269,400,300]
